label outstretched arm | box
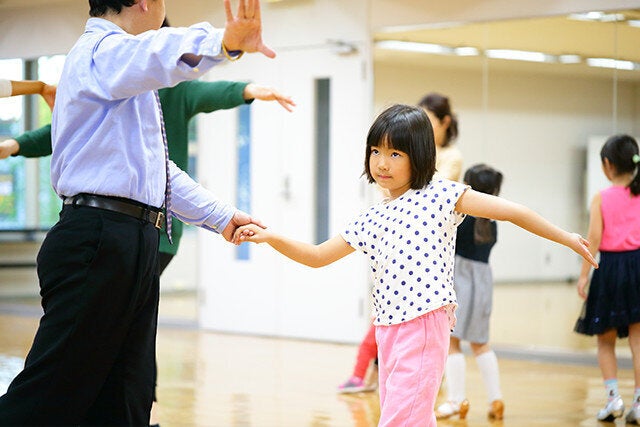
[235,224,355,268]
[455,189,598,268]
[243,83,295,112]
[0,79,56,110]
[0,124,53,160]
[576,194,603,299]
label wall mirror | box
[372,10,640,282]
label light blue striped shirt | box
[51,18,235,233]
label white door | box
[197,46,374,343]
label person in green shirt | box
[0,79,294,268]
[0,78,294,427]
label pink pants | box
[375,308,451,427]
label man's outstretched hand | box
[222,0,276,59]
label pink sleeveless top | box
[599,186,640,251]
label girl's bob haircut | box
[364,104,436,190]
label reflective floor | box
[0,301,635,426]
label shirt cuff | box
[0,79,12,98]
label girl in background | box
[418,92,463,182]
[574,134,640,423]
[435,164,505,421]
[236,104,596,426]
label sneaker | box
[597,395,624,422]
[337,376,367,394]
[626,404,640,425]
[435,399,470,420]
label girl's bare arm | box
[236,224,355,268]
[455,189,598,268]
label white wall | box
[375,61,640,281]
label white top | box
[0,79,11,98]
[341,178,468,326]
[435,144,463,182]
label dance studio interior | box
[1,0,640,425]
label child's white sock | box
[604,378,619,401]
[476,350,502,402]
[445,353,466,404]
[633,387,640,407]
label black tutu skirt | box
[575,248,640,338]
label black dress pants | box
[0,204,160,426]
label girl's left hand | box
[570,233,598,269]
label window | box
[0,55,66,230]
[37,55,65,227]
[0,59,26,229]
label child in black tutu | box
[574,134,640,423]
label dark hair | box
[600,134,640,196]
[463,163,503,197]
[463,163,504,244]
[89,0,136,17]
[417,92,459,147]
[162,17,170,28]
[363,104,436,190]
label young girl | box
[337,92,464,395]
[574,134,640,423]
[435,164,505,421]
[235,104,597,426]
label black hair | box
[463,163,504,244]
[600,134,640,196]
[162,17,170,28]
[89,0,136,17]
[463,163,503,197]
[363,104,436,190]
[417,92,459,147]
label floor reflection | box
[0,309,635,426]
[0,355,23,395]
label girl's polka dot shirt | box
[341,179,469,326]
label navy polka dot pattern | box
[341,179,469,326]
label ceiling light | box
[454,46,479,56]
[485,49,554,63]
[376,40,453,55]
[586,58,638,70]
[558,54,582,64]
[568,11,624,22]
[628,20,640,28]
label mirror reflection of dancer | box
[235,104,597,426]
[574,135,640,423]
[435,164,504,421]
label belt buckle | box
[155,211,165,230]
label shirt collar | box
[85,17,126,34]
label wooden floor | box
[0,300,635,426]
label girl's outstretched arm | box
[455,189,598,268]
[576,193,603,299]
[1,80,57,110]
[235,224,355,268]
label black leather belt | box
[63,194,165,230]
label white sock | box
[445,353,466,404]
[476,350,502,402]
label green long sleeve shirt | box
[14,79,251,256]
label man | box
[0,0,274,424]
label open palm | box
[223,0,275,58]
